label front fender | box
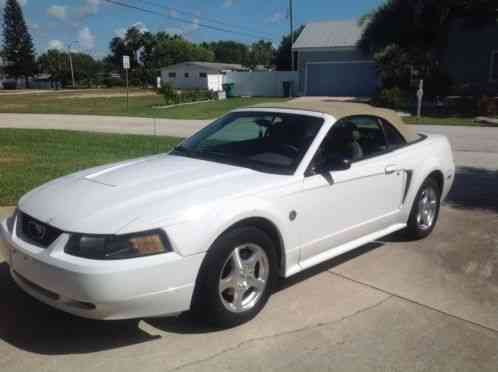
[165,197,290,257]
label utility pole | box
[289,0,294,71]
[68,52,75,88]
[123,55,130,112]
[67,41,78,89]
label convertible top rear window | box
[173,111,324,174]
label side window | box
[347,116,387,158]
[168,72,176,78]
[315,116,387,165]
[381,119,406,149]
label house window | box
[184,72,189,78]
[199,72,207,78]
[168,72,176,78]
[491,51,498,82]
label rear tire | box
[191,226,277,328]
[404,177,441,240]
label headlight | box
[65,230,171,260]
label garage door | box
[306,62,378,97]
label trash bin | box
[282,81,292,97]
[222,83,235,98]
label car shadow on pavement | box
[147,242,385,334]
[275,242,384,293]
[0,263,161,355]
[0,242,388,352]
[446,166,498,213]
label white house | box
[161,61,248,90]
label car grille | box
[17,212,62,248]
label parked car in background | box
[0,100,455,327]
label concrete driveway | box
[0,123,497,371]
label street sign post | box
[123,56,130,111]
[123,55,130,70]
[417,79,424,118]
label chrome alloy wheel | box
[416,186,438,230]
[218,244,270,313]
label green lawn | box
[0,91,289,120]
[1,90,488,125]
[154,97,289,119]
[0,129,182,205]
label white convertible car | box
[0,100,454,327]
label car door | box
[297,115,406,267]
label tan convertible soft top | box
[252,98,418,143]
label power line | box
[134,0,277,38]
[103,0,275,41]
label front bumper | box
[0,217,205,320]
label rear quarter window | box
[381,119,406,149]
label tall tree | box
[70,53,102,88]
[206,41,250,65]
[358,0,497,95]
[38,50,103,88]
[37,49,68,88]
[107,28,214,86]
[2,0,36,87]
[248,40,274,68]
[273,26,304,71]
[359,0,498,57]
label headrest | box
[333,122,356,142]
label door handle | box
[385,165,398,174]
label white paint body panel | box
[0,108,455,319]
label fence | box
[223,71,298,97]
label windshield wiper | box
[171,145,192,155]
[172,147,290,174]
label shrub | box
[2,80,17,90]
[373,44,412,90]
[102,77,125,88]
[372,87,408,109]
[424,69,452,98]
[445,96,479,117]
[158,86,214,105]
[159,83,179,105]
[478,96,498,117]
[179,89,212,103]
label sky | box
[6,0,384,58]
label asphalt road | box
[0,123,497,371]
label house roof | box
[161,61,248,71]
[252,98,418,143]
[292,20,365,50]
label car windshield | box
[171,111,324,174]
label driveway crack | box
[166,295,392,372]
[328,270,498,335]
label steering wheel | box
[276,143,299,157]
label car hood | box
[18,154,291,234]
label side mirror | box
[313,157,351,175]
[330,158,352,171]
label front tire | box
[191,226,277,328]
[404,177,441,240]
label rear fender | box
[401,156,443,221]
